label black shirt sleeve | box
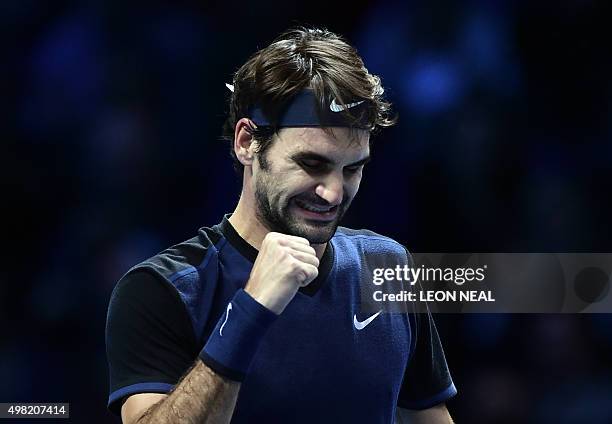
[396,307,456,409]
[397,249,457,410]
[105,270,199,416]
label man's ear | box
[234,118,257,166]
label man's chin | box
[292,220,338,244]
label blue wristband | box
[200,289,278,381]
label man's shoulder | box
[121,225,224,286]
[333,226,409,256]
[107,223,229,348]
[334,226,404,246]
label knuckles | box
[257,232,319,283]
[263,232,309,247]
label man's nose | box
[315,173,343,206]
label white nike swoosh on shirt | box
[330,98,365,112]
[353,310,382,330]
[219,303,232,336]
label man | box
[106,27,456,423]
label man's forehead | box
[276,127,370,156]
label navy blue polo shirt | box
[106,215,456,423]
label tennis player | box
[106,27,456,423]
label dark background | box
[3,1,612,423]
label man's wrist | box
[200,289,278,381]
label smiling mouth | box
[293,199,338,220]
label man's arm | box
[396,404,454,424]
[115,232,319,424]
[122,360,239,424]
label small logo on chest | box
[353,310,382,330]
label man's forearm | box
[136,359,240,424]
[396,404,454,424]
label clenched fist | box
[244,232,319,314]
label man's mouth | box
[293,198,338,221]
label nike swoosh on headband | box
[330,98,365,112]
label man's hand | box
[245,232,319,314]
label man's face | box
[252,127,370,244]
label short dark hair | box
[222,27,396,169]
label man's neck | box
[228,198,327,260]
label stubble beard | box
[254,172,351,244]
